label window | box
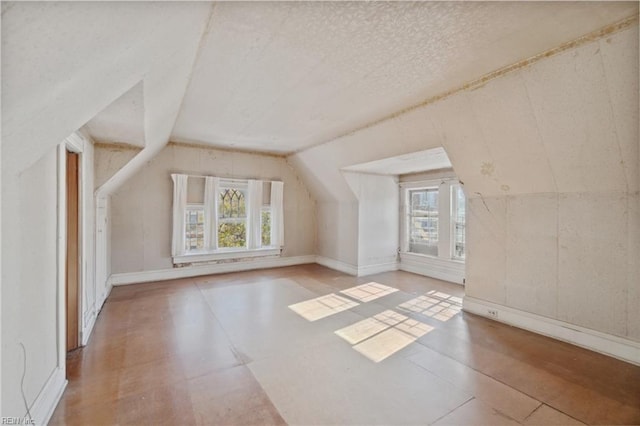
[218,187,247,248]
[171,174,284,263]
[451,184,465,260]
[185,205,205,251]
[401,179,465,261]
[261,207,271,247]
[408,188,439,256]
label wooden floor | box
[50,265,640,425]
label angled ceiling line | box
[203,4,296,141]
[288,13,638,158]
[96,2,217,197]
[238,3,390,141]
[168,2,219,142]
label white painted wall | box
[94,144,141,189]
[315,202,359,268]
[2,4,214,415]
[78,135,97,345]
[109,144,316,274]
[1,147,59,419]
[343,172,399,270]
[2,2,213,178]
[2,126,97,423]
[291,25,639,342]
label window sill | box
[399,252,465,284]
[399,252,465,264]
[173,247,281,265]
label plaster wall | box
[80,139,97,341]
[2,2,213,177]
[291,25,639,341]
[109,144,316,274]
[1,3,212,414]
[344,172,399,268]
[94,144,142,190]
[1,147,59,417]
[315,202,358,267]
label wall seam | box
[292,14,639,157]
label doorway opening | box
[66,150,80,352]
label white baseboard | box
[315,256,358,276]
[109,255,316,286]
[399,252,465,284]
[81,310,97,346]
[30,366,67,426]
[463,296,640,366]
[357,261,399,277]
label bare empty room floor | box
[50,265,640,425]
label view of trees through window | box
[184,189,274,250]
[218,188,246,248]
[261,209,271,246]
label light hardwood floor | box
[50,265,640,425]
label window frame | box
[173,177,281,265]
[261,204,272,247]
[217,182,248,250]
[184,203,205,252]
[450,183,466,261]
[407,186,440,256]
[400,178,465,263]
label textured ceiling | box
[84,82,146,147]
[171,1,638,154]
[342,147,452,176]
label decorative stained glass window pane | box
[219,189,246,218]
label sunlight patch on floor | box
[336,309,434,362]
[334,310,407,345]
[398,290,462,322]
[289,293,359,321]
[340,282,398,303]
[353,321,433,362]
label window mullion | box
[437,182,451,259]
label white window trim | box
[399,178,464,262]
[185,204,205,252]
[399,178,465,284]
[173,247,281,264]
[450,183,466,261]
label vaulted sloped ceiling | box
[171,1,638,154]
[85,82,146,147]
[2,1,637,176]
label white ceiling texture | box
[80,2,638,155]
[169,1,637,154]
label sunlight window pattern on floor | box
[336,310,433,362]
[397,290,462,322]
[288,293,359,321]
[339,282,398,302]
